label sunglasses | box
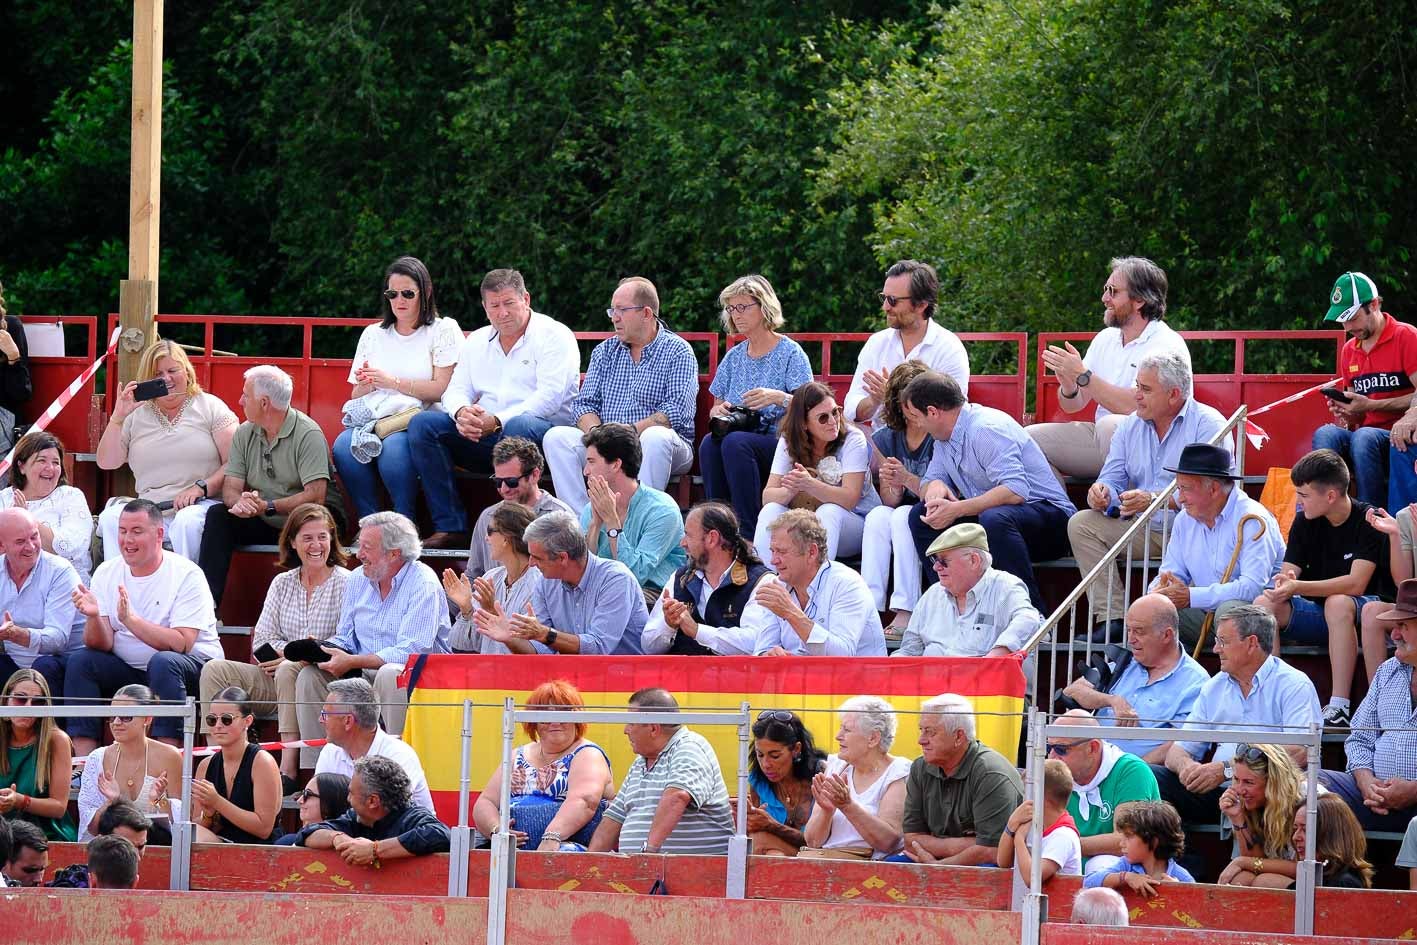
[205,713,242,728]
[757,709,795,723]
[493,473,529,489]
[6,694,46,706]
[878,292,915,307]
[296,788,321,803]
[383,289,418,300]
[1046,740,1087,757]
[1233,743,1266,767]
[110,715,136,724]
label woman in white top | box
[333,256,462,521]
[76,684,185,842]
[198,503,350,781]
[96,339,237,564]
[444,502,537,654]
[800,696,911,860]
[754,381,880,560]
[1,431,94,580]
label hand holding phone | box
[1320,386,1353,403]
[133,378,169,402]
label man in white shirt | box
[65,499,222,755]
[1030,256,1192,479]
[743,509,885,656]
[408,268,580,548]
[314,677,435,811]
[844,259,971,428]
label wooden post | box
[120,0,163,386]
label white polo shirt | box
[1081,319,1191,419]
[315,727,436,812]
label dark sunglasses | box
[111,715,136,724]
[296,788,321,803]
[383,289,418,300]
[6,694,47,706]
[205,713,241,728]
[493,473,529,489]
[1233,743,1266,767]
[757,709,795,723]
[878,292,915,307]
[1046,740,1087,757]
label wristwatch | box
[1222,761,1234,781]
[265,499,277,516]
[195,479,208,498]
[606,528,622,539]
[1075,369,1093,388]
[545,629,559,648]
[640,841,661,853]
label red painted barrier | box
[1043,924,1398,945]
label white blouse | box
[348,317,464,396]
[0,485,93,581]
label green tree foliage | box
[818,0,1417,360]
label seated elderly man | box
[1317,578,1417,834]
[1048,710,1160,875]
[1150,444,1285,649]
[295,511,449,741]
[297,755,451,863]
[66,498,222,756]
[893,523,1040,660]
[577,422,687,598]
[311,678,434,809]
[474,511,646,655]
[899,693,1023,865]
[642,502,773,655]
[86,836,141,891]
[588,688,735,854]
[463,437,573,581]
[1154,604,1321,823]
[1067,351,1228,638]
[1062,594,1210,763]
[741,509,884,656]
[3,820,48,886]
[0,507,83,694]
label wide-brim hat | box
[1162,443,1241,480]
[1378,578,1417,621]
[1324,271,1380,323]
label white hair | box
[965,548,993,571]
[1137,351,1191,396]
[359,511,421,560]
[243,365,294,410]
[838,695,898,751]
[1071,887,1129,927]
[921,693,976,740]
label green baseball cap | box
[1324,271,1380,322]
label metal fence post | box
[726,701,751,899]
[1295,721,1321,936]
[448,699,473,898]
[486,697,517,945]
[169,697,196,891]
[1019,710,1047,945]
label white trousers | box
[543,424,693,511]
[99,496,218,564]
[754,502,866,562]
[860,504,923,612]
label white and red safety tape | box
[73,736,328,767]
[1237,378,1338,450]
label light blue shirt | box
[1344,658,1417,781]
[0,550,83,666]
[1177,655,1321,765]
[329,559,451,665]
[1152,485,1286,610]
[921,404,1075,515]
[579,484,687,591]
[1096,646,1211,757]
[1096,399,1231,526]
[740,561,885,656]
[710,336,813,431]
[529,553,647,655]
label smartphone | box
[133,377,169,401]
[1320,386,1353,403]
[254,643,280,663]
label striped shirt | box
[605,727,734,854]
[328,559,451,665]
[251,567,350,654]
[572,326,698,444]
[1345,658,1417,781]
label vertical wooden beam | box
[120,0,163,386]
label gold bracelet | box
[1252,857,1264,873]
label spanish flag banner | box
[404,655,1027,822]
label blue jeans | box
[1283,593,1381,645]
[1317,769,1417,833]
[1312,424,1390,509]
[407,410,555,533]
[698,430,777,537]
[333,427,419,521]
[63,648,209,740]
[1388,442,1417,512]
[908,499,1072,611]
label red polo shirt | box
[1339,313,1417,429]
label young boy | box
[997,758,1082,881]
[1084,800,1194,896]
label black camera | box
[709,405,761,439]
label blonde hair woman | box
[1216,743,1303,887]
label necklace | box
[112,739,150,794]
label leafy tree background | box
[1,0,1414,374]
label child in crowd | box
[1084,800,1194,896]
[997,758,1082,881]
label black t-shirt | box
[1283,499,1392,599]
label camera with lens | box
[709,405,761,439]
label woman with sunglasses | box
[96,338,238,564]
[1216,743,1303,887]
[199,503,349,783]
[276,773,352,845]
[76,684,184,842]
[190,686,281,844]
[1,431,94,581]
[445,502,537,654]
[0,669,75,840]
[332,256,462,522]
[800,696,911,859]
[747,710,827,855]
[753,381,880,560]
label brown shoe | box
[422,531,470,550]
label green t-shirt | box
[226,407,343,527]
[1066,750,1160,838]
[902,740,1023,848]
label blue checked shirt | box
[921,404,1076,515]
[1152,485,1286,610]
[572,326,698,444]
[1096,399,1231,527]
[1345,658,1417,781]
[329,559,451,665]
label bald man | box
[1049,709,1159,875]
[0,507,83,692]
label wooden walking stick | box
[1191,513,1268,659]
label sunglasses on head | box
[1233,743,1266,767]
[205,713,242,728]
[383,289,418,300]
[757,709,795,723]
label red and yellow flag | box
[404,655,1026,822]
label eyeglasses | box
[1232,743,1266,767]
[929,553,960,569]
[493,473,529,489]
[1046,740,1088,757]
[383,289,418,300]
[1102,284,1128,298]
[878,292,915,306]
[6,694,46,706]
[757,709,795,723]
[319,709,353,722]
[605,304,647,320]
[723,301,760,316]
[296,788,321,803]
[205,713,240,728]
[110,715,136,724]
